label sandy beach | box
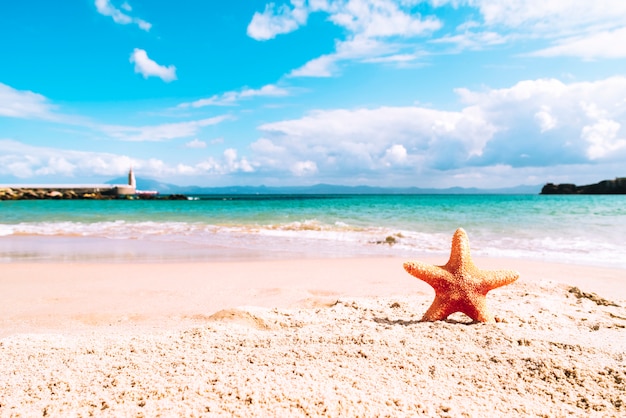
[1,257,625,416]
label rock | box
[24,190,42,199]
[167,194,189,200]
[541,177,626,194]
[47,191,63,199]
[0,188,17,200]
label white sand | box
[1,258,625,416]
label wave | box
[1,220,624,268]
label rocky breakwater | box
[0,188,189,200]
[0,188,118,200]
[541,177,626,194]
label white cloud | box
[290,35,412,77]
[100,116,230,142]
[363,53,422,63]
[251,76,626,180]
[0,83,57,120]
[0,139,255,180]
[534,106,557,132]
[291,160,318,176]
[430,31,507,51]
[581,119,626,159]
[433,0,626,58]
[252,0,626,69]
[529,27,626,59]
[0,139,135,179]
[252,0,441,77]
[185,139,207,149]
[254,105,497,173]
[195,149,255,174]
[383,144,408,166]
[290,55,336,77]
[129,49,177,82]
[95,0,151,31]
[465,0,626,32]
[247,0,309,40]
[178,84,289,108]
[327,0,441,38]
[240,84,289,99]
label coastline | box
[2,257,625,416]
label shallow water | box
[0,194,624,266]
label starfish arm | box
[403,261,450,288]
[481,269,520,291]
[446,228,472,270]
[460,297,495,323]
[421,296,458,322]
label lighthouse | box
[112,168,137,196]
[128,167,136,188]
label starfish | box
[403,228,519,323]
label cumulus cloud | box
[0,83,57,120]
[250,76,626,181]
[95,0,151,31]
[129,49,177,82]
[581,119,626,160]
[534,106,557,132]
[254,105,497,174]
[291,160,318,176]
[0,139,135,179]
[195,149,255,175]
[178,84,289,108]
[100,116,231,142]
[382,144,408,166]
[0,139,254,180]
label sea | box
[0,194,624,268]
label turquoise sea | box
[0,194,625,267]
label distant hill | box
[107,177,542,195]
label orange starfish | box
[403,228,519,323]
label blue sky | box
[1,0,626,188]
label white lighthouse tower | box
[128,167,136,189]
[113,167,137,196]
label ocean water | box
[0,194,625,267]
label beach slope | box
[1,258,625,416]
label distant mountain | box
[107,177,542,195]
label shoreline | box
[2,233,626,270]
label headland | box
[541,177,626,194]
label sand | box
[1,258,625,417]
